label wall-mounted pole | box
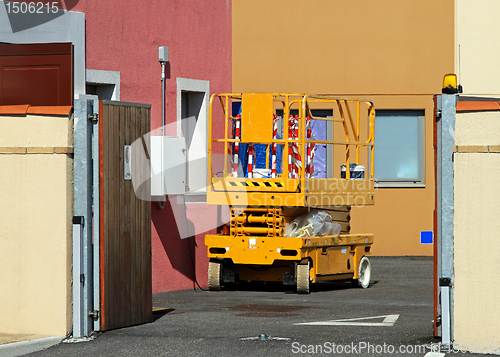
[159,46,168,136]
[161,63,165,136]
[158,46,168,208]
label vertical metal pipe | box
[91,99,101,332]
[224,95,229,175]
[356,102,360,164]
[369,105,375,180]
[161,62,166,136]
[284,95,290,178]
[159,61,166,207]
[208,95,215,181]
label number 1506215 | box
[5,2,59,14]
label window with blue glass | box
[374,110,425,186]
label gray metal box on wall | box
[158,46,169,62]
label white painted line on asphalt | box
[424,352,445,357]
[295,314,400,327]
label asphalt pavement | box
[25,257,485,357]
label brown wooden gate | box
[99,100,152,331]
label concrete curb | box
[0,336,63,357]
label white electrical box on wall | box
[150,136,186,196]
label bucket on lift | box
[341,164,365,180]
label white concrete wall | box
[456,0,500,96]
[453,110,500,352]
[455,111,500,146]
[0,112,73,336]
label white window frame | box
[374,110,425,188]
[176,78,210,202]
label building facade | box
[232,0,454,256]
[70,0,232,293]
[0,0,232,338]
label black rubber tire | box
[296,261,310,294]
[208,261,222,291]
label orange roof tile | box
[0,105,30,115]
[456,101,500,112]
[27,106,73,116]
[0,105,73,116]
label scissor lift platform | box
[205,93,375,293]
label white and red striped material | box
[232,114,241,177]
[305,116,315,178]
[247,144,254,178]
[288,115,302,178]
[288,115,293,177]
[271,114,278,178]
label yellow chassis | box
[205,233,373,284]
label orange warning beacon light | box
[442,73,463,94]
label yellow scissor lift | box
[205,93,375,294]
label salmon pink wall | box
[73,0,232,292]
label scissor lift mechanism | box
[205,93,375,293]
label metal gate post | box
[436,94,456,344]
[73,96,98,337]
[91,99,101,331]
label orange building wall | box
[233,0,454,255]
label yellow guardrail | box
[208,93,375,185]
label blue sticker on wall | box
[420,231,433,244]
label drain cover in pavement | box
[240,335,292,341]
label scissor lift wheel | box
[296,261,310,294]
[208,261,222,291]
[352,256,371,289]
